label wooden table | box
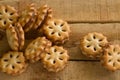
[1,0,120,80]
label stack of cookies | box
[0,3,70,76]
[80,32,120,71]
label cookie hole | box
[0,18,2,20]
[17,62,21,64]
[86,45,90,48]
[54,22,57,25]
[62,30,66,32]
[0,12,2,15]
[113,48,116,52]
[49,27,53,29]
[5,9,7,12]
[58,33,61,36]
[9,18,13,21]
[117,59,120,62]
[99,39,103,41]
[108,59,111,62]
[4,59,8,62]
[47,57,51,60]
[10,13,14,15]
[59,58,63,60]
[113,62,115,67]
[51,32,55,35]
[4,21,6,25]
[93,35,96,39]
[60,52,63,54]
[10,54,13,58]
[12,65,15,69]
[53,60,56,64]
[47,53,51,55]
[60,23,64,27]
[16,55,19,58]
[108,52,112,56]
[94,47,96,51]
[54,49,57,52]
[118,52,120,55]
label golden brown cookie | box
[101,44,120,71]
[0,5,18,29]
[25,37,52,63]
[0,51,27,75]
[41,46,69,72]
[42,19,70,44]
[33,4,52,30]
[80,32,108,58]
[18,3,37,32]
[6,23,24,51]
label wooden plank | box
[19,0,120,22]
[0,61,120,80]
[0,0,19,10]
[0,23,120,60]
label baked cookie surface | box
[0,51,27,75]
[41,46,69,72]
[80,32,108,58]
[101,44,120,71]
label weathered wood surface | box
[0,0,120,80]
[19,0,120,22]
[0,61,120,80]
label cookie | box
[80,32,108,58]
[18,3,37,32]
[42,19,70,44]
[101,44,120,71]
[41,46,69,72]
[6,23,24,51]
[25,37,52,63]
[33,4,52,30]
[0,51,27,75]
[0,5,18,29]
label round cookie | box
[0,51,27,76]
[41,46,69,72]
[6,23,24,51]
[25,37,52,63]
[18,3,37,32]
[101,44,120,71]
[42,19,70,44]
[0,5,18,29]
[80,32,108,58]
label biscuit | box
[101,44,120,71]
[19,3,37,32]
[0,51,27,75]
[33,4,52,30]
[41,46,69,72]
[25,37,52,63]
[80,32,108,58]
[6,23,24,51]
[0,5,18,29]
[42,19,70,44]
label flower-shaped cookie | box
[0,51,27,75]
[0,5,18,29]
[6,23,24,51]
[43,19,70,44]
[101,44,120,71]
[25,37,52,63]
[41,46,69,72]
[19,3,37,32]
[80,32,108,58]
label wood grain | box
[0,61,120,80]
[19,0,120,22]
